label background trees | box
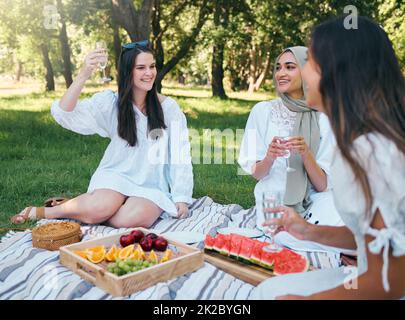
[0,0,403,94]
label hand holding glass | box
[278,127,296,173]
[95,41,111,83]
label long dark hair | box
[310,16,405,216]
[117,45,166,147]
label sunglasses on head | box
[122,40,149,50]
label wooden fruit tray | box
[204,250,274,286]
[59,227,204,297]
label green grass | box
[0,84,274,236]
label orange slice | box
[147,250,158,263]
[87,245,106,254]
[118,244,135,260]
[160,249,173,263]
[105,245,118,262]
[128,250,140,261]
[74,250,89,259]
[87,250,106,264]
[135,245,146,260]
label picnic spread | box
[0,197,341,300]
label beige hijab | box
[273,46,321,214]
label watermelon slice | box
[250,240,267,265]
[260,251,276,270]
[204,234,215,251]
[229,234,244,258]
[273,249,310,275]
[237,237,256,264]
[213,234,227,253]
[220,235,231,256]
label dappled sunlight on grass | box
[0,82,264,234]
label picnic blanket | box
[0,196,341,300]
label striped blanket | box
[0,197,341,300]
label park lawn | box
[0,83,274,236]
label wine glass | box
[278,126,296,173]
[262,191,283,252]
[95,41,111,83]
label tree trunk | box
[111,0,154,41]
[40,44,55,92]
[56,0,73,88]
[110,6,122,80]
[212,43,227,99]
[155,0,211,91]
[248,45,257,94]
[253,52,271,91]
[15,60,23,82]
[211,0,228,99]
[152,0,165,92]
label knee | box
[109,205,154,229]
[81,201,116,225]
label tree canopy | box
[0,0,403,94]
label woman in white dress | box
[11,41,193,228]
[253,16,405,299]
[238,46,342,228]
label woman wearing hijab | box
[238,46,342,229]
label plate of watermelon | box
[204,233,310,279]
[217,227,263,238]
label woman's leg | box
[106,196,163,229]
[14,189,127,224]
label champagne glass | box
[95,41,111,83]
[262,191,283,252]
[278,126,296,173]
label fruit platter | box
[204,233,311,286]
[59,227,204,296]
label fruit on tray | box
[118,244,135,260]
[160,249,173,263]
[82,245,106,264]
[107,258,157,276]
[145,233,158,241]
[120,234,135,247]
[140,237,153,251]
[147,250,158,263]
[105,244,119,262]
[130,230,145,242]
[204,233,310,275]
[153,236,168,251]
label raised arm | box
[60,49,106,111]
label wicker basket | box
[32,222,82,251]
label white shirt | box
[238,98,336,221]
[331,133,405,292]
[50,90,193,216]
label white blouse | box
[50,90,193,217]
[331,133,405,292]
[238,98,335,207]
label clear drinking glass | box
[262,191,283,252]
[278,126,296,173]
[95,41,111,83]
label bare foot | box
[10,207,36,224]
